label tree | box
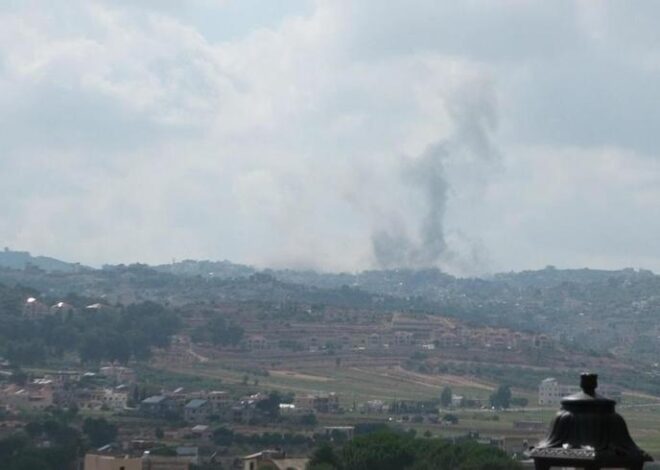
[309,444,342,469]
[308,430,522,470]
[213,427,235,446]
[489,385,512,409]
[256,391,282,419]
[342,432,415,470]
[196,316,244,347]
[155,427,164,440]
[440,387,452,408]
[301,413,318,426]
[83,417,117,448]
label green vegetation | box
[441,386,452,408]
[489,385,512,410]
[0,289,180,366]
[308,430,521,470]
[191,315,244,346]
[1,417,82,470]
[82,417,118,448]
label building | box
[51,301,76,315]
[23,297,50,318]
[84,453,142,470]
[244,335,269,350]
[78,387,128,411]
[358,400,387,414]
[183,399,212,423]
[539,378,621,405]
[84,452,191,470]
[189,425,212,441]
[100,365,137,384]
[294,392,339,413]
[141,454,191,470]
[140,396,178,417]
[242,450,308,470]
[187,390,231,413]
[0,381,54,411]
[393,331,415,347]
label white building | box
[539,378,621,405]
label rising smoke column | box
[371,81,499,269]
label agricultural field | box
[161,360,498,404]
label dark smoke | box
[371,84,498,269]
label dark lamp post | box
[528,373,652,470]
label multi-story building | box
[183,399,212,423]
[539,378,621,405]
[294,393,339,413]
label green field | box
[150,359,660,457]
[158,360,502,403]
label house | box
[294,393,339,413]
[51,301,76,315]
[244,335,269,350]
[242,450,308,470]
[393,331,415,347]
[23,297,50,318]
[175,446,199,465]
[140,395,178,417]
[85,452,192,470]
[143,452,193,469]
[0,381,54,411]
[100,365,137,384]
[86,303,112,312]
[84,453,142,470]
[190,425,212,441]
[78,387,128,411]
[534,334,551,349]
[184,399,212,423]
[358,400,387,414]
[187,390,231,413]
[451,394,464,408]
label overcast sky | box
[1,1,660,275]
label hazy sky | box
[2,1,660,275]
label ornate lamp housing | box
[528,373,652,470]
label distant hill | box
[153,259,656,296]
[153,259,256,279]
[0,248,89,273]
[493,265,655,288]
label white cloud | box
[1,0,660,274]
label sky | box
[1,0,660,275]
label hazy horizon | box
[3,245,657,278]
[3,1,660,275]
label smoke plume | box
[371,82,499,269]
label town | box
[1,252,659,469]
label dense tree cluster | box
[489,385,512,410]
[82,417,118,448]
[191,315,244,347]
[0,287,180,366]
[0,418,82,470]
[308,431,521,470]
